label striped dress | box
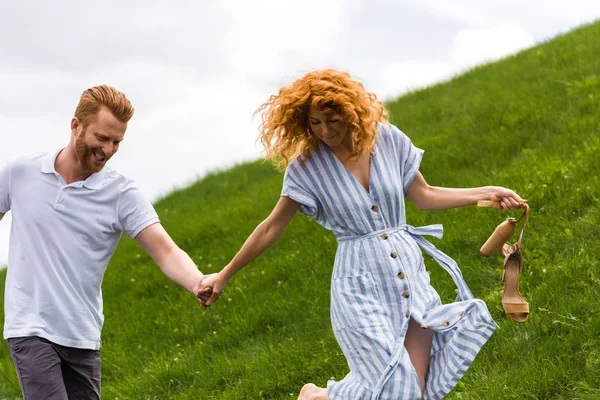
[281,123,498,400]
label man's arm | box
[0,213,4,222]
[134,223,206,298]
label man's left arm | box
[135,223,209,302]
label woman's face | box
[307,106,350,149]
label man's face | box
[74,107,127,174]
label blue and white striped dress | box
[281,123,498,399]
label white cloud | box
[216,0,347,78]
[357,23,535,101]
[376,61,452,100]
[449,24,536,70]
[408,0,600,38]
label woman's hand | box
[488,187,527,211]
[197,271,230,308]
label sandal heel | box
[480,219,517,256]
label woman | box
[199,69,525,399]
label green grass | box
[2,20,600,399]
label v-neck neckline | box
[325,142,377,196]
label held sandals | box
[477,200,530,322]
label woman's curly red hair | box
[256,69,388,171]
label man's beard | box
[75,130,103,174]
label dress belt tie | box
[337,224,474,301]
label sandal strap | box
[514,203,529,249]
[502,302,529,314]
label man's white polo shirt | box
[0,150,160,350]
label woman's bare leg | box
[298,318,431,399]
[298,383,329,400]
[404,317,434,397]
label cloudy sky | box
[1,1,599,266]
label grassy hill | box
[2,21,600,399]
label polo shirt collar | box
[40,149,107,190]
[40,149,61,174]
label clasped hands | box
[195,271,229,309]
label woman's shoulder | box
[287,146,323,170]
[376,122,411,144]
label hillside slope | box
[1,21,599,400]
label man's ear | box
[71,117,82,137]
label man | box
[0,85,211,399]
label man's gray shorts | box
[7,336,101,400]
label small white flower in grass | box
[208,263,212,268]
[199,256,203,260]
[542,268,547,273]
[130,278,135,282]
[213,331,217,335]
[173,357,179,362]
[228,298,232,302]
[135,254,141,259]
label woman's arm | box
[405,172,526,211]
[200,196,300,306]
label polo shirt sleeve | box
[0,160,12,213]
[117,179,160,238]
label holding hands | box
[196,271,230,308]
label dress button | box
[405,312,410,318]
[402,291,410,298]
[442,320,449,327]
[421,324,428,329]
[397,271,405,279]
[371,205,379,212]
[458,311,464,317]
[381,233,389,240]
[390,251,398,258]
